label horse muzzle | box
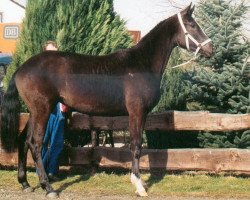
[200,42,214,58]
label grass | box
[0,167,249,198]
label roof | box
[128,30,141,44]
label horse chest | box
[124,73,161,109]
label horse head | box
[175,3,213,57]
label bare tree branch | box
[166,0,183,9]
[9,0,26,9]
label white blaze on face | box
[131,173,148,196]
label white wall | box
[0,0,25,23]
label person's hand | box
[60,103,69,113]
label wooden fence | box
[1,111,250,174]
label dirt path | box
[0,188,249,200]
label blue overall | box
[41,103,65,175]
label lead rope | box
[172,56,196,69]
[173,12,211,69]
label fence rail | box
[1,111,250,174]
[70,111,250,131]
[18,111,250,132]
[1,147,250,174]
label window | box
[0,12,3,23]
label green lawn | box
[0,168,249,198]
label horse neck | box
[133,16,177,75]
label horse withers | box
[0,4,213,198]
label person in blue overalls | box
[41,41,68,181]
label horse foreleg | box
[129,114,148,197]
[27,116,57,198]
[18,123,33,192]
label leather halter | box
[177,12,211,56]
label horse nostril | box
[205,43,214,56]
[209,44,214,55]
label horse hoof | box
[46,192,58,198]
[23,187,34,193]
[136,190,148,197]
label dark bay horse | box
[0,4,213,197]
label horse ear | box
[189,4,195,15]
[183,2,195,16]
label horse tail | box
[1,73,20,152]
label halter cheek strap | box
[177,12,211,56]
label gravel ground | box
[0,188,249,200]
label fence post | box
[91,130,99,173]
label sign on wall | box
[4,25,19,39]
[0,23,21,53]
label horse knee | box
[131,144,141,159]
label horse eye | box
[190,23,196,28]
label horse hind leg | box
[17,122,33,192]
[27,111,58,198]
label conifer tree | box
[186,0,250,148]
[56,0,132,55]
